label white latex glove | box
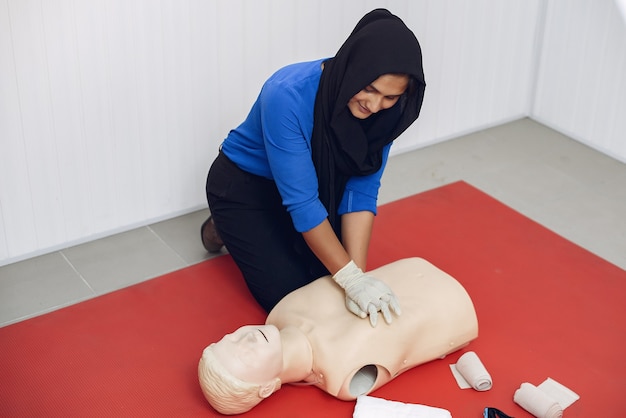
[332,260,401,327]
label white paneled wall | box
[532,0,626,161]
[1,0,542,264]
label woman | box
[202,9,426,324]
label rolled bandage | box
[451,351,492,391]
[514,382,563,418]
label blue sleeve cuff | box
[338,189,378,215]
[290,199,328,233]
[337,143,391,216]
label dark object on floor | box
[484,406,514,418]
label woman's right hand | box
[332,260,401,327]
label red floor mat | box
[1,181,624,417]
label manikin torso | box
[266,257,478,400]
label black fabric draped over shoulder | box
[312,8,426,236]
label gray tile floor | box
[1,118,624,327]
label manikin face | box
[347,74,409,119]
[211,324,283,384]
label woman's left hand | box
[332,260,402,327]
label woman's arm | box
[304,211,399,328]
[302,210,374,275]
[340,210,374,270]
[302,220,351,276]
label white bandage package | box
[353,395,452,418]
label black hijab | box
[311,9,426,236]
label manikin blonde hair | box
[198,344,281,415]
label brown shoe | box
[201,216,224,253]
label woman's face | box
[211,325,283,384]
[347,74,409,119]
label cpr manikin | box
[198,258,478,415]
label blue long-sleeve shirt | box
[221,59,391,233]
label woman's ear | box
[258,378,281,399]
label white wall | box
[0,0,552,265]
[532,0,626,161]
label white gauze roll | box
[514,382,564,418]
[455,351,492,391]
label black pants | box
[206,151,328,312]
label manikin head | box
[198,325,283,415]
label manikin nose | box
[226,330,256,343]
